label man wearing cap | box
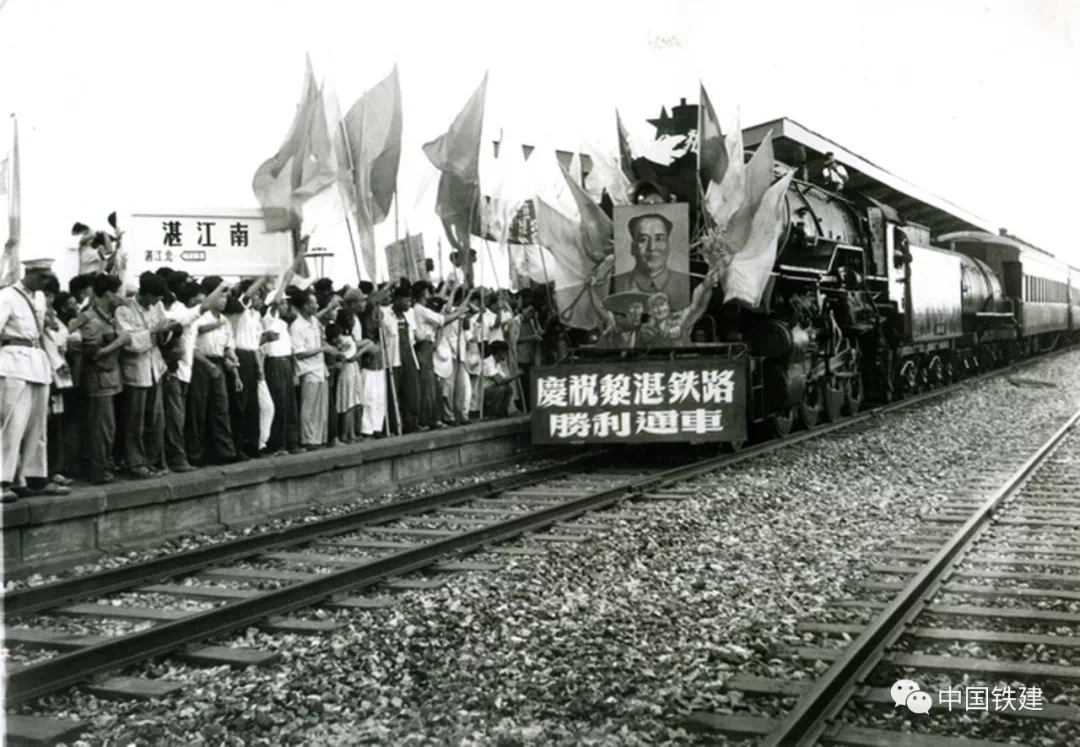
[596,290,651,349]
[0,258,71,500]
[611,212,691,311]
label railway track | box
[3,346,1075,744]
[691,405,1080,745]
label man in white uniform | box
[0,258,72,500]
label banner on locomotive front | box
[531,358,749,444]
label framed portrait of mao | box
[611,203,690,312]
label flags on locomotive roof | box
[423,72,488,278]
[582,139,632,207]
[722,169,794,309]
[1,114,20,286]
[704,108,745,229]
[338,65,403,281]
[726,131,776,252]
[252,55,338,233]
[698,83,727,189]
[616,110,636,184]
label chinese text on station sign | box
[531,361,746,444]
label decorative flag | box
[616,110,636,184]
[252,56,338,233]
[704,108,745,229]
[582,140,632,206]
[698,83,727,188]
[723,170,794,308]
[534,198,605,330]
[724,131,775,253]
[558,161,613,264]
[482,129,531,247]
[1,115,20,286]
[339,65,403,280]
[423,72,488,280]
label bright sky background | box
[1,0,1078,286]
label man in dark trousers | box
[187,276,243,465]
[381,281,420,435]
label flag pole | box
[337,117,366,283]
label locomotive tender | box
[530,108,1079,447]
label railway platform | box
[1,416,531,581]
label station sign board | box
[130,208,292,279]
[386,235,428,283]
[531,358,748,444]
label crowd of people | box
[0,251,561,501]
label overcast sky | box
[1,0,1078,284]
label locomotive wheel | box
[844,373,864,415]
[769,407,796,438]
[822,378,845,422]
[934,356,947,387]
[918,360,932,391]
[943,357,956,385]
[723,439,746,453]
[897,360,915,397]
[799,384,823,430]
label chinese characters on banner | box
[385,235,428,283]
[130,209,292,278]
[531,359,747,444]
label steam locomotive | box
[529,103,1078,447]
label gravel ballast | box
[3,453,579,593]
[11,350,1080,746]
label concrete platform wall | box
[1,418,531,580]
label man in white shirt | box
[290,290,337,449]
[262,293,300,454]
[189,276,244,465]
[479,340,514,418]
[0,258,71,500]
[163,280,227,472]
[409,281,468,430]
[228,278,269,458]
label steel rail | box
[5,344,1073,706]
[4,447,743,706]
[6,341,1066,619]
[760,406,1080,747]
[1,450,599,618]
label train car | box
[530,103,1069,450]
[939,231,1069,353]
[1070,265,1080,341]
